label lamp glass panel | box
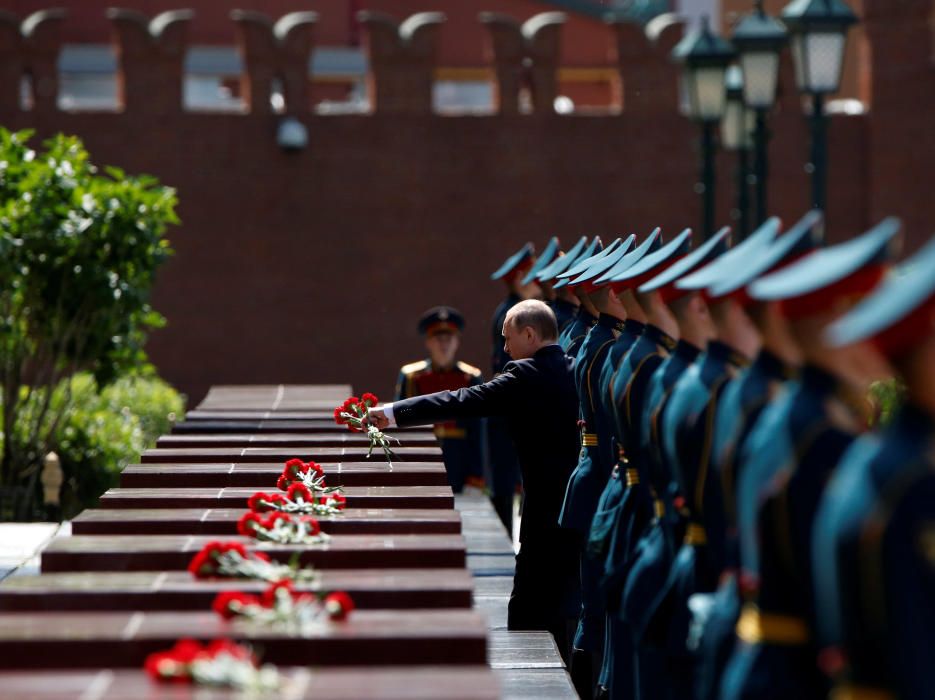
[721,98,746,150]
[804,32,847,93]
[791,34,808,90]
[740,51,780,109]
[695,66,728,121]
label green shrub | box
[0,372,186,520]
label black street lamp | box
[731,0,787,227]
[672,17,736,241]
[781,0,858,214]
[722,66,754,239]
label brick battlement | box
[1,5,933,404]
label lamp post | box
[672,17,736,241]
[780,0,857,214]
[722,66,754,239]
[731,0,787,227]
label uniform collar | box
[888,400,934,439]
[598,313,627,333]
[751,348,793,381]
[800,363,840,396]
[708,340,749,369]
[553,298,578,312]
[534,343,564,358]
[578,309,598,326]
[623,319,646,337]
[674,339,702,363]
[645,324,677,352]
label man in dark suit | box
[367,299,581,660]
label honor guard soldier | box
[593,229,691,699]
[556,237,603,355]
[489,243,536,533]
[649,220,779,699]
[814,235,935,700]
[521,236,560,303]
[536,236,587,334]
[722,218,901,700]
[621,228,730,695]
[556,235,637,697]
[396,306,484,493]
[693,211,823,700]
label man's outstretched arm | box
[369,364,523,429]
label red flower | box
[261,580,295,607]
[247,491,274,513]
[276,474,290,491]
[361,392,379,407]
[306,461,324,477]
[300,516,321,536]
[237,512,264,537]
[144,650,192,683]
[329,493,347,509]
[333,407,347,425]
[284,458,304,479]
[286,483,312,503]
[323,591,355,621]
[205,639,253,661]
[265,512,292,529]
[253,551,270,563]
[212,591,260,620]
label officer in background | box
[396,306,485,492]
[489,243,536,533]
[814,234,935,700]
[532,236,587,334]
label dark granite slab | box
[120,462,449,488]
[0,569,474,611]
[98,486,455,510]
[173,420,430,434]
[156,432,438,448]
[0,610,488,668]
[72,508,462,536]
[41,534,467,572]
[0,666,500,698]
[141,446,443,464]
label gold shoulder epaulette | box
[401,360,429,376]
[456,361,482,378]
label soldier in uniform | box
[622,229,730,693]
[647,220,779,699]
[489,243,536,533]
[395,306,484,493]
[556,237,603,354]
[721,218,900,700]
[521,235,560,303]
[693,212,823,700]
[813,235,935,700]
[555,235,636,697]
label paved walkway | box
[0,522,70,581]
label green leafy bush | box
[0,373,186,520]
[0,128,178,513]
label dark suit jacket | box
[392,344,580,544]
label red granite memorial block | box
[156,432,439,448]
[0,610,488,668]
[119,462,450,488]
[40,534,467,572]
[71,508,462,536]
[98,486,455,510]
[185,410,335,421]
[172,419,431,434]
[0,666,500,698]
[141,446,443,463]
[0,569,474,611]
[197,384,355,410]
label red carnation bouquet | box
[144,638,279,690]
[275,458,342,495]
[188,540,318,583]
[248,485,346,517]
[334,393,399,464]
[212,580,355,629]
[236,511,329,545]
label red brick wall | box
[1,3,930,405]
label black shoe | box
[570,648,593,699]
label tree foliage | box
[0,128,179,511]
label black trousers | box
[507,534,580,665]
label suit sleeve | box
[393,363,524,427]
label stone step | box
[141,446,442,463]
[156,432,438,448]
[72,508,462,536]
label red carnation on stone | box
[265,512,292,529]
[284,458,304,479]
[247,492,274,513]
[237,512,264,537]
[300,516,321,536]
[212,591,260,620]
[287,483,312,503]
[260,580,295,607]
[276,474,290,491]
[205,639,253,662]
[323,591,355,621]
